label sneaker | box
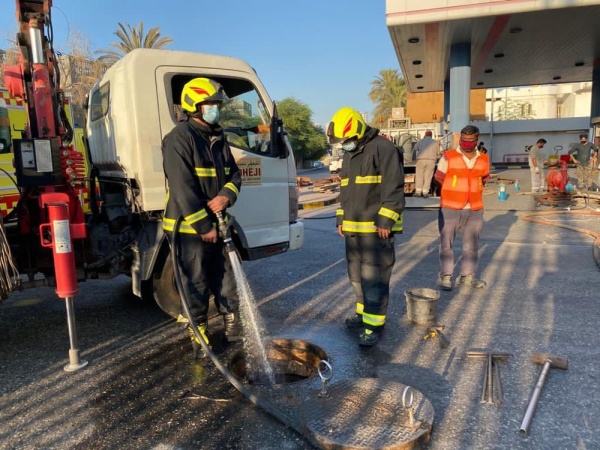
[223,312,243,342]
[414,192,422,197]
[358,328,381,347]
[423,193,430,198]
[458,274,486,289]
[345,313,363,329]
[437,275,453,291]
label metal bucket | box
[405,288,440,325]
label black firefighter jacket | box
[336,127,405,235]
[161,118,241,235]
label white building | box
[386,0,600,164]
[476,83,591,164]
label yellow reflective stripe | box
[162,218,197,234]
[336,208,344,216]
[342,220,377,233]
[340,178,349,187]
[356,303,364,315]
[195,167,217,177]
[224,182,239,196]
[355,175,381,184]
[379,207,399,222]
[362,312,386,327]
[225,167,231,175]
[342,219,403,233]
[185,208,208,224]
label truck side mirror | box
[268,102,289,159]
[83,94,89,111]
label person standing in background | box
[569,134,599,189]
[413,130,440,198]
[435,125,490,291]
[528,138,547,192]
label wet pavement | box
[1,168,600,449]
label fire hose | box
[170,215,320,447]
[521,209,600,270]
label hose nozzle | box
[216,212,236,252]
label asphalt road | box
[1,168,599,449]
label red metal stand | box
[39,193,88,371]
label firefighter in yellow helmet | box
[327,107,405,346]
[161,77,242,358]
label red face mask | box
[460,140,478,151]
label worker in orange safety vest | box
[434,125,490,292]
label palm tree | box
[369,69,407,127]
[95,22,173,65]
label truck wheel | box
[152,256,180,319]
[150,255,220,320]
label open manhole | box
[228,338,328,385]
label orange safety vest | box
[440,150,489,210]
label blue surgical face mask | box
[341,141,357,152]
[202,104,220,125]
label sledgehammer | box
[519,353,569,435]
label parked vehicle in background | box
[329,156,342,173]
[329,145,344,173]
[381,127,444,196]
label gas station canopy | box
[386,0,600,93]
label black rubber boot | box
[358,328,381,347]
[223,312,243,342]
[345,313,363,329]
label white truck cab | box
[85,48,303,316]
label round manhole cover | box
[302,378,434,449]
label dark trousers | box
[346,234,395,330]
[170,233,239,322]
[438,208,484,277]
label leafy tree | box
[277,98,328,165]
[57,30,108,125]
[95,22,173,65]
[368,69,407,127]
[0,47,19,89]
[1,29,103,125]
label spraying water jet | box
[173,215,435,449]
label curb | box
[298,196,340,210]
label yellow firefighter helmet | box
[327,107,366,144]
[180,78,227,113]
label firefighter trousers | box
[346,234,395,330]
[169,233,239,322]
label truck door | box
[155,69,292,259]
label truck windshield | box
[221,88,271,154]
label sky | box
[0,0,401,127]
